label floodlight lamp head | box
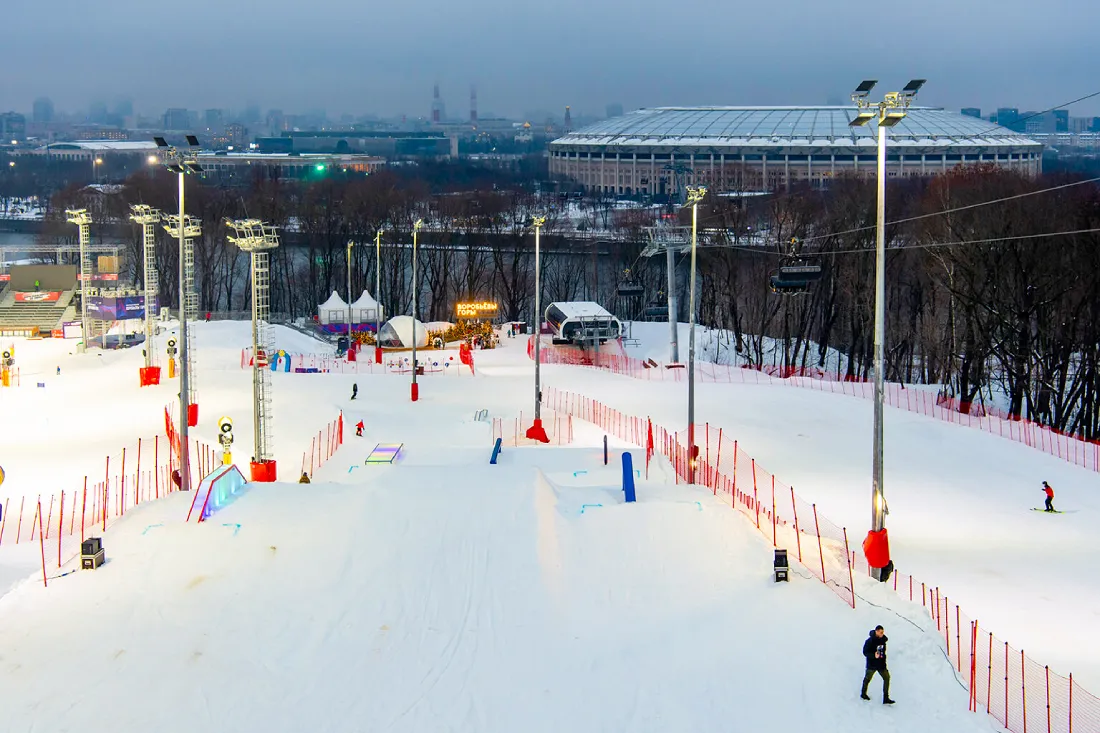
[851,79,878,103]
[532,215,546,228]
[153,136,169,148]
[185,135,200,147]
[849,111,876,127]
[414,219,423,230]
[686,186,707,205]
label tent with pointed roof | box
[350,290,384,324]
[317,291,348,325]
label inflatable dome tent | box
[377,315,428,348]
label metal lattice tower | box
[129,205,160,368]
[65,209,93,351]
[164,214,201,403]
[642,225,691,364]
[227,218,280,465]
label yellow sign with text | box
[456,301,499,319]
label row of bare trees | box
[33,163,1100,436]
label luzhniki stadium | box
[548,106,1042,195]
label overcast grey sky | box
[4,0,1098,120]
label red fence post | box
[57,491,64,567]
[771,476,777,547]
[1045,665,1051,733]
[713,428,722,494]
[791,486,802,563]
[136,438,142,506]
[987,632,993,717]
[812,503,826,584]
[1069,672,1074,733]
[957,605,962,671]
[120,447,127,516]
[752,459,759,529]
[1022,650,1027,733]
[843,527,855,609]
[36,502,47,587]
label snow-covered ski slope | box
[0,318,1091,730]
[0,433,987,732]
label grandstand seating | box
[0,287,76,332]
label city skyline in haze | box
[4,0,1099,120]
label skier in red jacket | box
[1041,481,1055,512]
[355,420,364,437]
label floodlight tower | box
[163,212,201,409]
[64,209,93,351]
[683,186,707,484]
[226,218,280,482]
[525,216,550,444]
[153,134,204,492]
[411,219,423,402]
[129,204,161,385]
[848,78,925,582]
[374,229,384,364]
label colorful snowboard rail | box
[187,464,249,522]
[365,443,403,464]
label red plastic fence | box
[529,338,1100,472]
[542,384,1100,731]
[847,552,1100,732]
[0,431,207,561]
[541,386,856,609]
[301,413,345,478]
[491,411,574,447]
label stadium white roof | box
[551,107,1041,150]
[39,141,159,152]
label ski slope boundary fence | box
[0,426,215,559]
[530,338,1100,473]
[543,384,1100,733]
[847,552,1100,733]
[540,386,856,609]
[302,413,344,479]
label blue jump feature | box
[622,452,636,503]
[490,437,503,465]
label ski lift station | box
[545,301,622,346]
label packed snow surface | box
[0,318,1088,731]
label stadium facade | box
[548,106,1043,195]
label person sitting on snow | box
[355,420,364,437]
[299,472,311,484]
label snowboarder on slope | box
[351,383,358,400]
[299,472,311,484]
[355,420,364,437]
[1042,481,1055,512]
[861,625,895,704]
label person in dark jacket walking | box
[351,383,358,400]
[1041,481,1055,512]
[861,625,895,704]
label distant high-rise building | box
[243,104,261,125]
[995,107,1021,132]
[265,109,285,134]
[114,98,134,118]
[89,101,109,124]
[163,107,191,130]
[205,108,225,130]
[225,122,248,146]
[0,112,27,141]
[1091,117,1100,133]
[606,103,624,119]
[961,107,981,118]
[431,83,445,124]
[563,106,572,133]
[470,85,477,125]
[1054,109,1069,132]
[32,97,54,124]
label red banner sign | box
[76,273,119,281]
[0,274,9,281]
[15,291,61,303]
